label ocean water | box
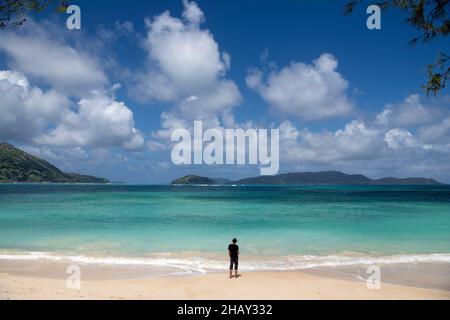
[1,184,450,273]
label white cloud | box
[36,91,144,150]
[178,80,241,117]
[246,53,353,120]
[147,140,167,151]
[419,116,450,145]
[133,3,235,103]
[0,70,69,143]
[114,20,136,34]
[384,128,416,149]
[374,94,450,147]
[153,111,190,141]
[281,120,385,163]
[133,1,242,148]
[0,20,107,96]
[0,19,145,151]
[275,94,450,181]
[182,0,205,25]
[0,70,144,150]
[375,94,444,127]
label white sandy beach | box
[2,271,449,300]
[1,260,449,300]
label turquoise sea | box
[1,184,450,273]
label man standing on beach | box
[228,238,239,278]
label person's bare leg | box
[229,270,232,278]
[234,269,238,278]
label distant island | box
[0,142,109,183]
[172,171,442,186]
[172,175,230,185]
[1,141,442,185]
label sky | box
[0,0,449,183]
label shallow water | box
[1,184,449,273]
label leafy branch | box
[0,0,68,29]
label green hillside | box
[0,142,109,183]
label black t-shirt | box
[228,244,239,258]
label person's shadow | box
[233,274,242,279]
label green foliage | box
[0,142,109,183]
[231,171,441,185]
[171,171,441,185]
[345,0,449,95]
[424,52,449,95]
[171,175,215,185]
[0,0,68,29]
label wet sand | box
[1,260,449,300]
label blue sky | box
[0,0,449,183]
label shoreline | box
[1,269,449,300]
[2,250,450,270]
[1,258,449,299]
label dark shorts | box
[229,257,238,270]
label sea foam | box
[1,251,449,276]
